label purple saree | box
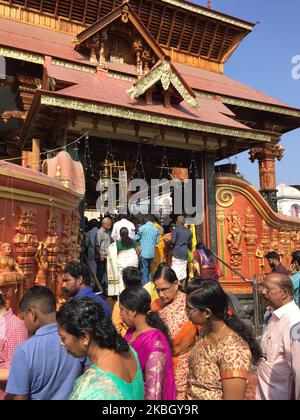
[125,329,176,400]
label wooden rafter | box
[197,20,210,56]
[221,32,246,63]
[157,5,166,42]
[178,14,188,50]
[97,0,103,21]
[83,0,89,24]
[54,0,58,17]
[217,26,230,62]
[147,1,155,29]
[187,16,199,54]
[167,9,177,47]
[69,0,74,20]
[207,22,220,59]
[137,0,143,17]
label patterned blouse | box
[186,333,252,400]
[160,293,197,400]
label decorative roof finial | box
[208,0,212,9]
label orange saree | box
[159,293,198,400]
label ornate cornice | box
[127,59,199,110]
[40,93,272,142]
[161,0,254,30]
[108,71,136,83]
[0,47,44,65]
[51,59,96,74]
[196,90,300,118]
[0,185,78,211]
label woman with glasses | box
[185,280,261,400]
[119,287,176,400]
[153,263,198,400]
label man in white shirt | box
[256,273,300,400]
[291,322,300,400]
[111,215,136,241]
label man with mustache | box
[61,262,111,317]
[256,273,300,400]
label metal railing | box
[212,252,265,337]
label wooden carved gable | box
[127,58,199,110]
[73,1,165,77]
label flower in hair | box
[227,309,233,316]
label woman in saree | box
[107,227,139,296]
[153,263,198,400]
[120,287,176,400]
[185,281,261,400]
[150,215,165,276]
[57,297,144,400]
[191,242,222,281]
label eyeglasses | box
[185,306,199,316]
[155,284,174,295]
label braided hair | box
[57,297,129,353]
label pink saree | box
[125,329,176,400]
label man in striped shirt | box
[0,293,28,400]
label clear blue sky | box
[195,0,300,187]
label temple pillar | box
[31,138,40,172]
[200,153,217,253]
[249,144,284,212]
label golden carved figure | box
[35,243,48,286]
[0,243,23,288]
[255,244,265,275]
[227,210,244,267]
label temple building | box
[1,0,300,302]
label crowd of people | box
[0,214,300,400]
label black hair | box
[150,214,160,224]
[19,286,56,315]
[63,262,92,286]
[153,263,178,284]
[0,293,5,309]
[122,267,142,288]
[89,219,99,229]
[119,287,173,351]
[266,251,280,261]
[57,297,129,354]
[292,250,300,266]
[153,263,185,293]
[196,242,212,259]
[120,227,133,246]
[186,281,261,365]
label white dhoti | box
[107,243,138,296]
[172,257,188,281]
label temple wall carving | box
[0,160,83,313]
[216,175,300,294]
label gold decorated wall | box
[215,175,300,294]
[0,161,82,313]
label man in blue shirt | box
[6,286,84,400]
[61,262,111,317]
[135,215,159,285]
